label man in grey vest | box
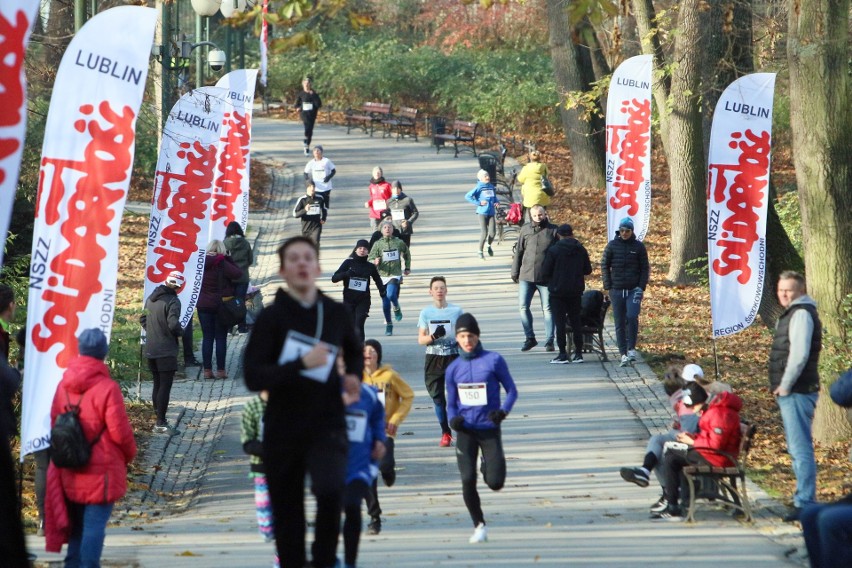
[769,270,822,522]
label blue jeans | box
[609,288,642,355]
[777,392,818,508]
[801,502,852,568]
[198,308,228,371]
[65,502,114,568]
[518,280,553,342]
[381,278,400,323]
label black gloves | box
[488,409,507,425]
[243,440,265,458]
[449,416,466,432]
[511,276,519,284]
[431,325,446,341]
[322,176,331,183]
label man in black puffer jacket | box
[601,217,649,367]
[541,224,592,363]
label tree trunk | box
[788,0,852,442]
[545,0,606,187]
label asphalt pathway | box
[29,117,806,566]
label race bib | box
[302,102,314,111]
[277,331,338,383]
[307,205,321,216]
[348,277,368,292]
[382,249,400,262]
[480,189,495,199]
[372,199,387,211]
[458,383,487,407]
[428,319,454,339]
[346,410,368,443]
[390,209,405,221]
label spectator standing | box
[240,390,279,568]
[365,166,392,231]
[516,150,550,221]
[303,145,336,208]
[340,378,386,568]
[601,217,650,367]
[0,284,21,444]
[331,239,387,343]
[511,205,558,352]
[224,221,254,334]
[387,180,419,248]
[293,182,327,246]
[446,314,518,544]
[141,271,185,435]
[45,329,137,566]
[540,223,592,364]
[417,276,464,447]
[243,237,362,568]
[464,169,500,259]
[368,221,411,337]
[197,240,243,379]
[770,270,822,522]
[294,76,321,155]
[362,339,414,535]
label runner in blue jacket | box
[464,170,500,259]
[446,313,518,544]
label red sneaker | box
[439,432,453,447]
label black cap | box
[557,223,573,237]
[455,313,481,336]
[364,339,382,365]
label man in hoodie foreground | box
[540,224,592,364]
[243,236,362,568]
[770,270,822,522]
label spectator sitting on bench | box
[651,384,743,521]
[685,362,734,397]
[620,364,702,513]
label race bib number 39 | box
[348,277,368,292]
[458,383,487,406]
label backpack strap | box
[66,390,107,447]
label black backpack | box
[50,392,103,469]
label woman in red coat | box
[364,166,392,231]
[46,328,137,566]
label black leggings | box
[455,428,506,526]
[148,358,177,425]
[550,293,583,355]
[302,114,316,147]
[344,298,371,343]
[365,438,395,520]
[342,479,370,566]
[478,214,496,251]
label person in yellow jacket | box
[516,150,550,221]
[362,338,414,536]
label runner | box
[364,166,392,231]
[464,169,500,259]
[387,180,419,248]
[303,145,336,208]
[417,276,464,447]
[243,236,362,568]
[294,76,321,155]
[367,220,411,336]
[362,339,414,535]
[331,240,387,343]
[293,182,327,245]
[446,314,518,543]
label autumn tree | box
[787,0,852,441]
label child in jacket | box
[464,169,500,259]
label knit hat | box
[78,328,109,360]
[455,313,481,336]
[619,217,635,230]
[313,145,323,152]
[556,223,573,237]
[364,339,383,365]
[682,383,709,408]
[355,239,370,250]
[681,363,704,383]
[166,270,185,288]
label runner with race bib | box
[331,240,387,342]
[367,221,411,336]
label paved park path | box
[30,117,806,566]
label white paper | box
[277,330,337,383]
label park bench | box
[433,119,480,158]
[681,422,757,523]
[566,291,611,361]
[382,106,419,141]
[346,102,392,136]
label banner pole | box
[712,338,721,380]
[136,335,143,402]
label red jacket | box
[367,179,392,220]
[49,355,137,504]
[691,391,743,467]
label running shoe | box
[651,506,684,521]
[478,251,484,259]
[544,340,555,352]
[394,307,403,322]
[620,354,630,367]
[439,432,453,447]
[469,523,488,543]
[550,353,570,364]
[385,323,393,336]
[571,353,584,364]
[620,466,650,488]
[487,246,493,257]
[153,423,180,436]
[650,496,668,513]
[367,518,381,535]
[628,349,638,362]
[303,146,310,156]
[521,338,538,352]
